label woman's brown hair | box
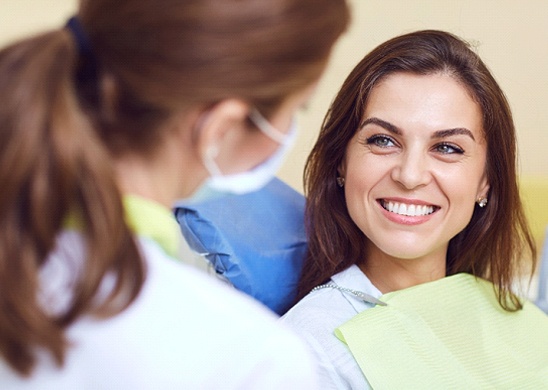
[297,30,536,311]
[0,0,350,376]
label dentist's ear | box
[192,99,250,161]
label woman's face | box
[340,72,489,266]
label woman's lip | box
[378,197,439,207]
[377,198,440,224]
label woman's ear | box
[193,99,250,160]
[477,174,490,200]
[337,157,347,178]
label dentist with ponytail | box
[0,0,349,388]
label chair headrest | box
[174,178,307,315]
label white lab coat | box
[1,231,318,389]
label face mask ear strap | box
[203,145,223,177]
[248,108,289,144]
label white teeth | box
[382,200,434,216]
[408,205,416,215]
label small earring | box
[477,196,488,208]
[336,177,345,187]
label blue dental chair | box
[534,227,548,313]
[519,175,548,313]
[174,178,307,315]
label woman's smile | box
[377,198,439,225]
[379,199,437,217]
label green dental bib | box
[65,195,181,259]
[335,273,548,389]
[123,195,181,259]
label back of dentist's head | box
[77,0,349,155]
[0,0,350,377]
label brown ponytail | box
[0,30,144,376]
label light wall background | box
[2,0,547,242]
[279,0,548,193]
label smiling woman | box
[343,72,489,289]
[281,30,548,389]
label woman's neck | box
[359,246,447,294]
[115,156,176,208]
[114,146,197,209]
[114,112,208,207]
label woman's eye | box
[435,143,464,154]
[366,135,395,148]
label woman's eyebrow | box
[361,117,476,141]
[432,128,476,141]
[359,117,401,135]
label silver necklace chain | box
[311,283,388,306]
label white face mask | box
[187,108,297,203]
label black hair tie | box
[66,16,93,58]
[65,16,99,90]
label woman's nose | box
[390,150,432,190]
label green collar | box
[123,195,181,258]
